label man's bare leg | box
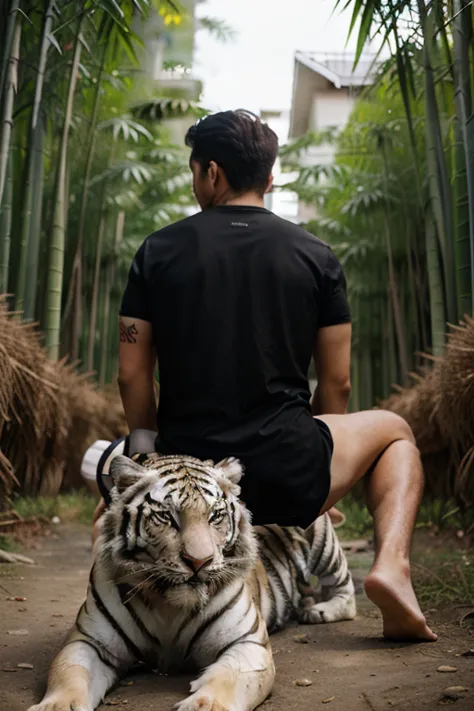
[316,410,437,642]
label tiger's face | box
[100,454,258,609]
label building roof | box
[289,51,383,138]
[295,51,381,89]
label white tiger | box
[29,452,356,711]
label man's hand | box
[118,316,158,432]
[311,322,352,416]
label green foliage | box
[282,77,429,402]
[0,534,19,552]
[285,0,474,405]
[13,492,98,526]
[412,546,474,608]
[0,0,208,379]
[335,496,373,541]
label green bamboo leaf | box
[354,1,376,67]
[347,0,365,40]
[46,32,62,55]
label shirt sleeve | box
[119,242,151,322]
[318,248,351,328]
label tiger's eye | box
[209,509,226,525]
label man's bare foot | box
[364,565,437,642]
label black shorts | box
[236,418,334,529]
[96,419,334,530]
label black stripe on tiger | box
[308,520,329,573]
[89,567,147,664]
[258,548,293,618]
[65,636,118,671]
[75,612,127,669]
[216,609,261,657]
[257,550,288,630]
[262,526,308,594]
[117,583,162,648]
[280,526,310,567]
[121,478,155,507]
[260,526,301,599]
[184,583,245,658]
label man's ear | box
[109,455,147,493]
[207,160,219,185]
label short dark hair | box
[185,110,279,195]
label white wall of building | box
[261,110,299,223]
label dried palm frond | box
[0,300,126,507]
[382,318,474,506]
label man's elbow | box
[316,376,352,414]
[319,376,351,396]
[339,378,352,399]
[118,367,151,388]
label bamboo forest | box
[1,5,474,709]
[0,0,474,512]
[283,1,474,410]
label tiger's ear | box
[214,457,244,485]
[109,455,147,493]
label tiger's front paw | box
[297,596,357,624]
[28,697,90,711]
[175,692,230,711]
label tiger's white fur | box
[29,453,356,711]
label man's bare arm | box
[311,322,352,416]
[118,316,157,432]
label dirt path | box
[1,525,473,711]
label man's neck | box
[215,192,266,209]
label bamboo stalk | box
[452,0,474,312]
[86,212,105,372]
[0,7,20,212]
[100,209,124,385]
[418,0,457,325]
[45,17,83,359]
[24,123,45,319]
[70,43,108,361]
[425,211,447,356]
[0,0,20,109]
[16,0,55,314]
[0,151,13,293]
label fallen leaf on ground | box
[293,678,313,687]
[7,629,28,636]
[1,668,17,673]
[437,666,457,673]
[322,697,335,703]
[444,687,468,694]
[17,663,34,669]
[293,634,310,644]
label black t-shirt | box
[120,205,350,527]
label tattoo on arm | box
[120,322,138,344]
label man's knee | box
[378,411,416,447]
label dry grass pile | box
[0,299,127,505]
[382,316,474,507]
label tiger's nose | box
[181,552,214,573]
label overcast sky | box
[194,0,364,114]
